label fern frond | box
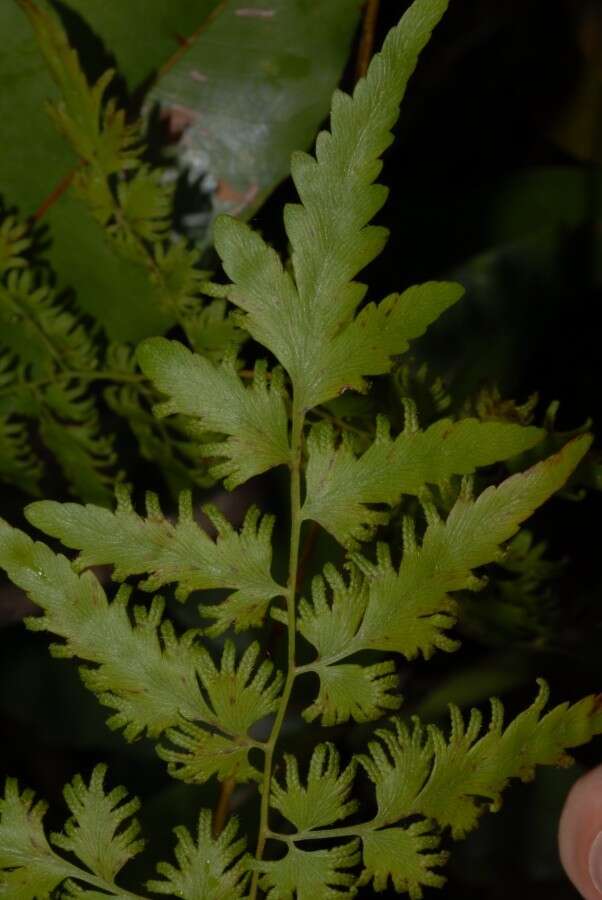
[0,265,98,375]
[358,680,602,839]
[184,297,247,362]
[303,661,401,727]
[159,641,282,784]
[0,521,206,740]
[358,821,448,898]
[27,487,284,630]
[148,809,250,899]
[0,214,30,275]
[212,0,457,410]
[302,415,544,547]
[138,338,291,488]
[40,388,117,506]
[0,778,69,898]
[51,764,144,883]
[270,744,358,831]
[305,436,590,667]
[0,413,43,495]
[0,765,142,897]
[254,841,360,900]
[20,0,214,332]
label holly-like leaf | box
[148,809,249,899]
[359,681,602,840]
[255,841,360,900]
[270,744,358,832]
[302,416,545,547]
[358,821,448,898]
[27,487,284,630]
[138,337,290,488]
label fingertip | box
[559,765,602,899]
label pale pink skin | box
[559,765,602,898]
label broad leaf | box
[137,337,291,488]
[153,0,362,227]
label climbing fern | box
[1,0,601,898]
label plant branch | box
[355,0,381,82]
[250,399,304,900]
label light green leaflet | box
[211,0,462,410]
[137,338,290,488]
[0,769,249,899]
[26,486,285,632]
[302,415,545,547]
[0,521,281,785]
[298,436,591,724]
[358,681,602,838]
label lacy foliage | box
[1,0,600,897]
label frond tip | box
[358,680,602,839]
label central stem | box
[250,399,304,898]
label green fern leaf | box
[0,779,70,898]
[184,298,247,363]
[137,337,291,488]
[159,725,260,785]
[255,841,360,900]
[311,435,590,662]
[39,396,117,507]
[159,641,282,784]
[359,680,602,839]
[51,765,143,883]
[148,809,249,899]
[0,522,207,740]
[0,268,98,375]
[270,744,358,831]
[0,413,43,495]
[27,488,284,631]
[302,416,544,547]
[358,821,448,898]
[0,214,30,275]
[0,766,142,898]
[303,661,401,727]
[212,0,456,410]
